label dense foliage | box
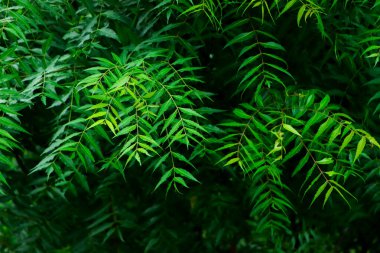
[1,0,380,252]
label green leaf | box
[329,180,356,207]
[217,152,238,164]
[75,172,90,192]
[87,111,107,120]
[292,153,310,176]
[0,129,18,142]
[325,171,343,177]
[105,120,116,135]
[117,125,137,136]
[240,64,262,84]
[0,172,9,187]
[304,174,322,197]
[152,153,170,172]
[88,103,109,110]
[88,119,105,130]
[224,32,253,48]
[0,117,29,134]
[238,55,261,71]
[303,113,326,134]
[328,125,342,145]
[156,99,173,120]
[313,118,334,141]
[165,121,182,141]
[310,181,328,207]
[139,134,159,146]
[98,27,120,42]
[330,180,357,201]
[89,222,113,237]
[366,135,380,149]
[102,228,116,243]
[283,124,301,137]
[154,170,173,191]
[354,136,366,162]
[233,108,251,119]
[266,63,293,79]
[318,95,330,110]
[297,5,307,26]
[261,42,285,51]
[253,119,269,133]
[339,131,354,154]
[279,0,297,16]
[173,177,189,188]
[174,168,199,183]
[316,158,334,165]
[172,152,195,169]
[323,187,334,208]
[282,142,303,163]
[135,152,141,165]
[219,121,245,127]
[179,108,205,119]
[0,153,12,167]
[224,157,240,167]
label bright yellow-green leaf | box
[316,157,334,165]
[297,5,307,27]
[108,114,119,131]
[126,87,138,101]
[217,152,238,164]
[325,171,343,177]
[366,135,380,148]
[88,119,105,130]
[105,120,116,135]
[143,91,156,99]
[135,152,141,165]
[339,131,354,154]
[110,106,121,121]
[225,157,240,166]
[88,103,108,110]
[354,136,366,162]
[279,0,297,16]
[283,124,301,137]
[87,111,107,120]
[323,187,334,208]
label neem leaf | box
[283,124,301,137]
